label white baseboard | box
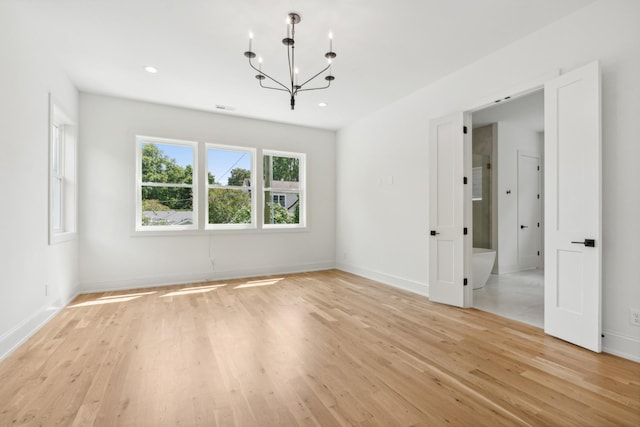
[80,261,336,293]
[336,262,429,298]
[603,330,640,363]
[0,291,80,362]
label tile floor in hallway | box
[473,268,544,328]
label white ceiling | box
[15,0,595,130]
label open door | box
[544,61,601,352]
[429,112,471,307]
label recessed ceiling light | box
[318,102,328,107]
[144,66,158,74]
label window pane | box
[208,188,251,224]
[264,155,300,186]
[51,124,60,173]
[141,143,193,184]
[472,166,483,201]
[141,185,193,226]
[264,192,300,225]
[208,148,251,186]
[52,177,62,230]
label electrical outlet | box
[631,308,640,326]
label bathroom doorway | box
[470,90,545,328]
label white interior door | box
[429,112,471,307]
[517,151,541,269]
[544,61,601,352]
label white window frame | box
[262,150,306,229]
[135,136,198,232]
[49,96,77,244]
[205,143,257,230]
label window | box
[136,136,197,231]
[472,166,483,201]
[272,194,286,207]
[263,151,305,227]
[49,98,76,244]
[134,139,306,232]
[206,144,256,229]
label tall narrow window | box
[136,136,197,231]
[51,123,63,232]
[206,144,256,229]
[263,151,306,227]
[49,98,76,244]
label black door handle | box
[520,225,528,229]
[571,239,595,247]
[430,230,440,236]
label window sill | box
[130,225,309,237]
[49,231,77,245]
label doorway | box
[428,62,602,352]
[470,90,545,328]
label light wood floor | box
[0,270,638,426]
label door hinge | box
[463,278,468,286]
[463,227,468,235]
[537,194,540,199]
[537,222,540,227]
[463,126,468,134]
[463,176,468,184]
[538,251,540,256]
[537,165,540,171]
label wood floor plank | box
[0,270,638,426]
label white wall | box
[79,94,336,291]
[336,0,640,360]
[0,1,79,359]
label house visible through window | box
[136,136,197,231]
[49,98,76,244]
[206,144,256,229]
[263,151,305,227]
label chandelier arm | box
[298,64,332,89]
[296,81,332,93]
[259,81,291,92]
[248,59,291,93]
